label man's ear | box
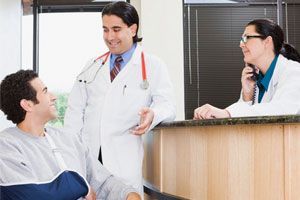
[20,99,34,112]
[130,24,137,37]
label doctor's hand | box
[85,187,96,200]
[241,65,257,102]
[131,107,154,135]
[193,104,230,120]
[126,192,141,200]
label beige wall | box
[0,0,22,129]
[132,0,185,120]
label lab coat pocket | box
[122,84,151,111]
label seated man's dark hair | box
[0,70,39,124]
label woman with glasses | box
[194,18,300,119]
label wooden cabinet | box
[143,122,300,200]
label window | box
[22,12,108,126]
[38,12,107,126]
[22,15,33,70]
[22,1,128,126]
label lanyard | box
[45,132,67,171]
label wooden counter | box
[143,115,300,200]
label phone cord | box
[252,81,257,105]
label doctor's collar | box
[110,43,137,66]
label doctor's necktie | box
[110,56,123,82]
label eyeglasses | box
[240,35,265,43]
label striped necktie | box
[110,56,123,82]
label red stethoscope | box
[77,51,148,89]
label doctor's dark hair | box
[102,1,142,43]
[247,19,300,62]
[0,70,39,124]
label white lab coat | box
[227,54,300,117]
[64,45,176,194]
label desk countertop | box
[156,115,300,129]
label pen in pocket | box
[123,85,127,95]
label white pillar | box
[0,0,22,129]
[136,0,185,120]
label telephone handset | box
[246,63,258,105]
[247,63,259,81]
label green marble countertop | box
[156,115,300,129]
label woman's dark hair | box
[0,70,39,124]
[102,1,142,43]
[247,19,300,62]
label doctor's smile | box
[107,40,121,48]
[64,1,176,196]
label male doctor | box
[64,1,176,195]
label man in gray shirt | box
[0,70,141,200]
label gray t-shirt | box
[0,126,137,199]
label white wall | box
[0,0,22,129]
[134,0,185,120]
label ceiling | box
[21,0,109,15]
[22,0,300,15]
[185,0,300,3]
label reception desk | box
[143,115,300,200]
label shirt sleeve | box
[63,58,96,138]
[63,78,87,139]
[148,55,176,130]
[0,138,35,184]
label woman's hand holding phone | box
[241,63,258,102]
